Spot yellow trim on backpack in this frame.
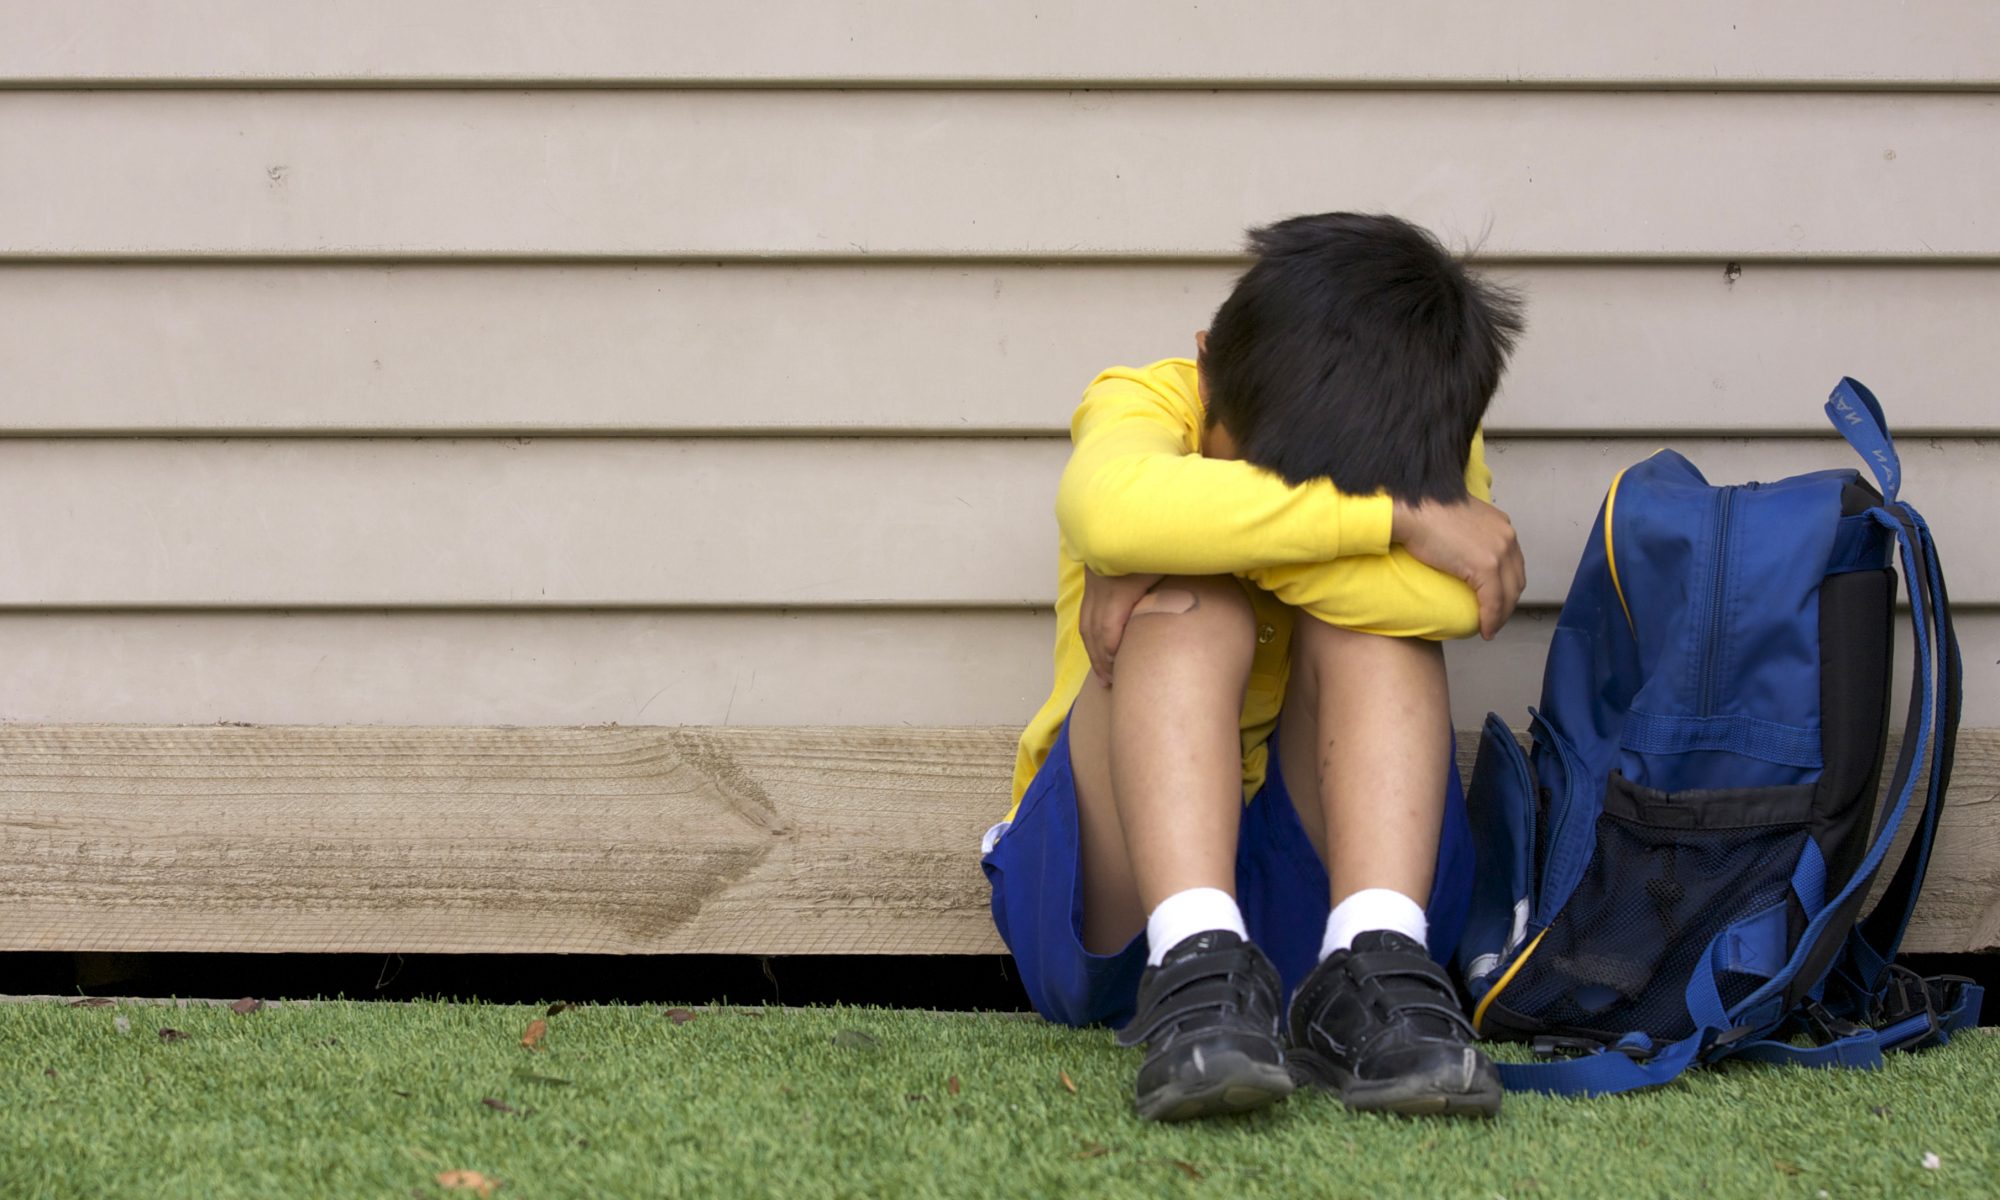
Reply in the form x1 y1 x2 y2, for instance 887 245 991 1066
1603 466 1637 635
1471 928 1549 1036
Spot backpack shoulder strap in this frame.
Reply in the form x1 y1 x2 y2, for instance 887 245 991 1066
1848 503 1960 978
1495 1029 1708 1097
1819 381 1965 1016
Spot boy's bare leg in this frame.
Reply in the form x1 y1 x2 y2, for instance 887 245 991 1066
1068 573 1293 1122
1066 574 1257 954
1274 615 1498 1117
1276 616 1450 907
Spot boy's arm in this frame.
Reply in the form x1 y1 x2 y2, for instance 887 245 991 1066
1243 431 1522 640
1054 371 1393 577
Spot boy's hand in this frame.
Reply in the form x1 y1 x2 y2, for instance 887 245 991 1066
1080 566 1165 684
1391 497 1526 640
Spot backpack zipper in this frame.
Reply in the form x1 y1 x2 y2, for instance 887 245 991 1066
1698 485 1736 716
1526 707 1583 925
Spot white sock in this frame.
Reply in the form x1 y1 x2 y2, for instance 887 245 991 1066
1320 888 1428 961
1144 887 1248 966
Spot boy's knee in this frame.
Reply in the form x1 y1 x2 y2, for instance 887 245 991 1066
1293 613 1369 657
1119 576 1259 672
1130 575 1255 632
1291 616 1442 687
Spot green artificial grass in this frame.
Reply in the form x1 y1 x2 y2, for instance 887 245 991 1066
1 999 1995 1200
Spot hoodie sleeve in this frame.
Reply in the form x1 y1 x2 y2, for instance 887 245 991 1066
1241 429 1494 640
1053 368 1393 577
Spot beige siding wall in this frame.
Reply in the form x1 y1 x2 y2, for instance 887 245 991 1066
2 5 1996 730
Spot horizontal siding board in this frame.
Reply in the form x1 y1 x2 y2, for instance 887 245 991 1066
5 1 1998 87
0 436 1990 607
0 607 1994 729
4 263 1997 436
2 724 1992 955
0 610 1056 729
4 92 1998 259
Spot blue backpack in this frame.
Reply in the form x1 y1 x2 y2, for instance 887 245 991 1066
1457 379 1981 1096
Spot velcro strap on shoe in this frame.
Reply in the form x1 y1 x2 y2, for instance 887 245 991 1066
1114 946 1281 1049
1343 949 1455 991
1346 960 1477 1040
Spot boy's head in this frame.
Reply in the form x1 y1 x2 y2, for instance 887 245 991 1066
1197 212 1524 503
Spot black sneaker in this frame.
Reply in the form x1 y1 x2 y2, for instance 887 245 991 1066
1113 930 1295 1121
1285 929 1502 1117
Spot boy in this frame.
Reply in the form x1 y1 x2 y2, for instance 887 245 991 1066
979 213 1526 1121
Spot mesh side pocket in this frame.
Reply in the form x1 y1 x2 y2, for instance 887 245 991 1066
1500 773 1812 1041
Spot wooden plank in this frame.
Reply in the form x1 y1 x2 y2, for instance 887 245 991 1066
5 263 1996 436
0 436 1991 607
5 92 1999 259
0 724 1991 956
5 1 1996 88
1 606 1996 730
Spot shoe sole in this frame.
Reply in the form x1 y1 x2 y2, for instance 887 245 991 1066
1287 1047 1503 1119
1135 1049 1296 1123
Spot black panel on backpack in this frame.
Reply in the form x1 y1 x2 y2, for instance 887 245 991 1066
1811 565 1895 896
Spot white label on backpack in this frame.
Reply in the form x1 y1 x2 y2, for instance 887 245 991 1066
1509 896 1531 952
1467 899 1534 987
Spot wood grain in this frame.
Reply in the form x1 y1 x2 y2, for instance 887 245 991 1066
1 725 1991 957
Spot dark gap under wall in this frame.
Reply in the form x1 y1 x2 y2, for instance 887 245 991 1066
8 952 1036 1012
4 951 1995 1025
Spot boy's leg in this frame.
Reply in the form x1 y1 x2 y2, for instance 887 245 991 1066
1066 574 1255 953
1275 618 1448 915
1065 574 1293 1120
1273 616 1501 1117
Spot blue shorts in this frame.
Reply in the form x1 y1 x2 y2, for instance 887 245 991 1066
979 706 1473 1029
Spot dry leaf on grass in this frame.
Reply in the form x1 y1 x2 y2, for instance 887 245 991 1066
520 1019 547 1050
68 997 114 1008
947 1075 961 1096
42 1068 56 1079
229 997 264 1015
1059 1070 1077 1094
905 1093 926 1102
664 1008 699 1026
1774 1161 1802 1176
1074 1142 1110 1160
435 1168 500 1196
1170 1161 1205 1182
545 1001 573 1016
157 1028 189 1043
392 1090 413 1098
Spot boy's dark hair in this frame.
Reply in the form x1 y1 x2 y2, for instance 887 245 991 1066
1201 212 1525 503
